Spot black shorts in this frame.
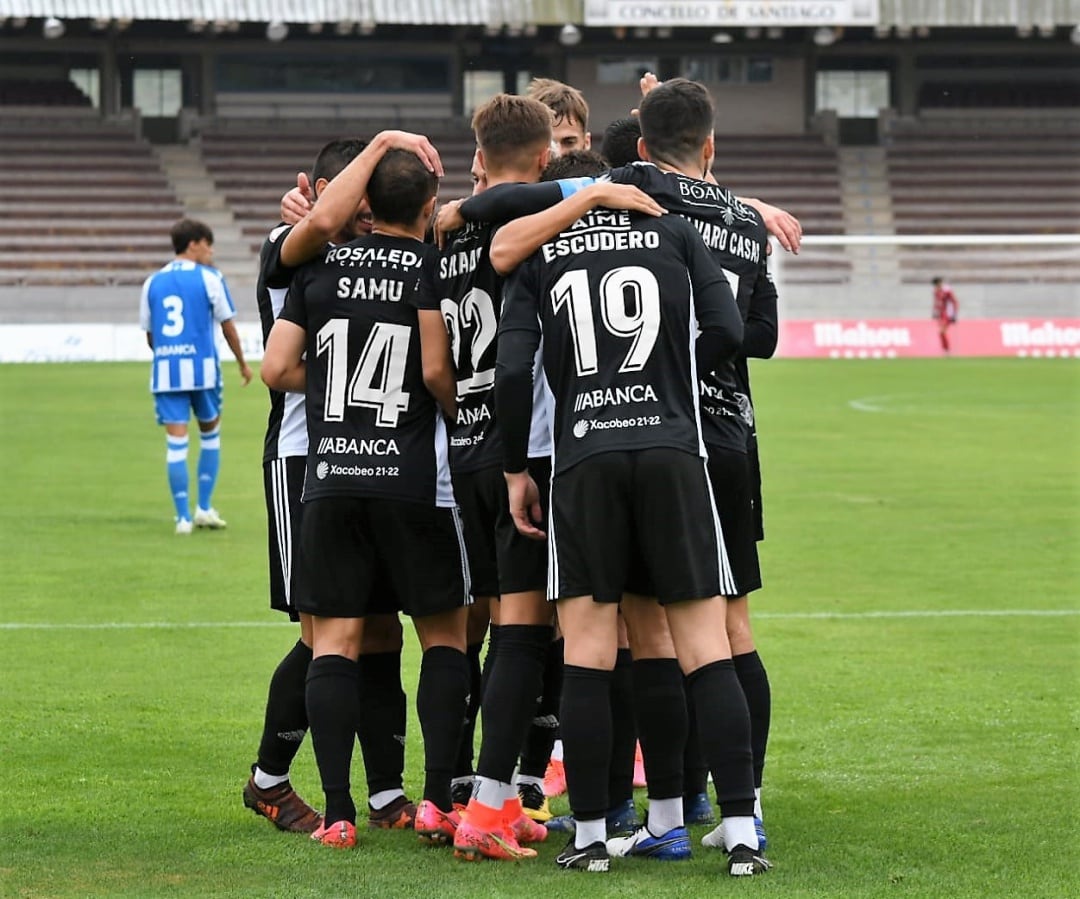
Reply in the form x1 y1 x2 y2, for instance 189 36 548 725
706 446 762 597
264 456 307 621
296 495 471 619
549 449 737 604
748 440 765 542
452 458 550 597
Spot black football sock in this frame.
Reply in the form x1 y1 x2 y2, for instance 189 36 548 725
417 645 471 812
733 650 772 789
682 673 709 798
256 639 312 777
518 636 564 779
306 654 360 826
632 658 687 800
453 640 484 780
480 623 500 701
685 659 755 819
560 664 613 821
475 624 551 784
355 650 406 796
608 648 637 806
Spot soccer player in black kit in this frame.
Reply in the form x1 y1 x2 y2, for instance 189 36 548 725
245 138 423 835
431 94 556 862
485 79 779 858
263 137 474 850
495 177 767 876
434 95 668 863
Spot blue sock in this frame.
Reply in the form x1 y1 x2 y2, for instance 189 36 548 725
197 425 221 511
166 435 190 521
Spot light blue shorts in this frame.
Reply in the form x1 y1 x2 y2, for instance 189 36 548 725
154 387 223 426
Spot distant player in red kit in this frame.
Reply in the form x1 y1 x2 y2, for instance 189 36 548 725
931 277 958 353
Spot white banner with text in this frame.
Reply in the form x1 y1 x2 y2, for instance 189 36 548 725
584 0 880 27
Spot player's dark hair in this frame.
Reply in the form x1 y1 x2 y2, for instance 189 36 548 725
366 149 438 226
311 138 367 188
601 116 643 167
931 276 943 285
472 94 553 175
541 149 608 182
170 218 213 255
638 78 714 168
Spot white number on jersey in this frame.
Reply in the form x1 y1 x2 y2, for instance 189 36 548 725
550 266 661 377
161 295 184 337
316 319 412 427
442 287 497 397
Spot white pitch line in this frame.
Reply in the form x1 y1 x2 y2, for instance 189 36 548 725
848 395 891 413
1 609 1077 630
754 609 1079 620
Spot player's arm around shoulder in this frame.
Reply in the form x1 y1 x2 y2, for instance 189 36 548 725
733 196 802 255
489 181 663 275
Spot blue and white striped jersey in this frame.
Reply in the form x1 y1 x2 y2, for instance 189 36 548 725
139 260 236 393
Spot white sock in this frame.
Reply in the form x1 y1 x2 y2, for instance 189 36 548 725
646 797 683 836
474 775 513 810
754 787 763 820
701 822 725 848
724 815 759 852
515 773 544 789
253 767 290 790
368 788 404 810
551 739 564 762
576 818 606 849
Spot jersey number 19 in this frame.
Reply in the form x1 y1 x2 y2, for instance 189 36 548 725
551 266 660 377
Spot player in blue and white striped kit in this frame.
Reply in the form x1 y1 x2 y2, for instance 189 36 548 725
140 218 252 533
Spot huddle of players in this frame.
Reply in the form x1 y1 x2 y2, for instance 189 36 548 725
251 75 782 877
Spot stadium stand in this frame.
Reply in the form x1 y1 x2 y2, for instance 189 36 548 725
194 120 476 255
0 109 183 287
711 134 850 285
884 123 1080 283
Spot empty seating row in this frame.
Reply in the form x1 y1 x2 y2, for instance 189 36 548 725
886 129 1079 239
0 116 181 287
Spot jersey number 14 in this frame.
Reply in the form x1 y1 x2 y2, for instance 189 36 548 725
316 319 411 427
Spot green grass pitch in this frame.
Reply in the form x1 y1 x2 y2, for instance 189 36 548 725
0 358 1076 897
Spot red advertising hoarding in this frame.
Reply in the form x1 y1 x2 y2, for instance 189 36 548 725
777 319 1080 358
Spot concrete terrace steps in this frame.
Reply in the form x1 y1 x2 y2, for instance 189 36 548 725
155 144 255 286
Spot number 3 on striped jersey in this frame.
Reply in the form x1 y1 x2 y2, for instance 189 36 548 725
316 319 411 427
550 266 660 376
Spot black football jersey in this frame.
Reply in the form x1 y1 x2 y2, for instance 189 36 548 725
610 163 776 452
500 209 741 475
257 224 308 464
279 233 453 506
419 218 550 474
